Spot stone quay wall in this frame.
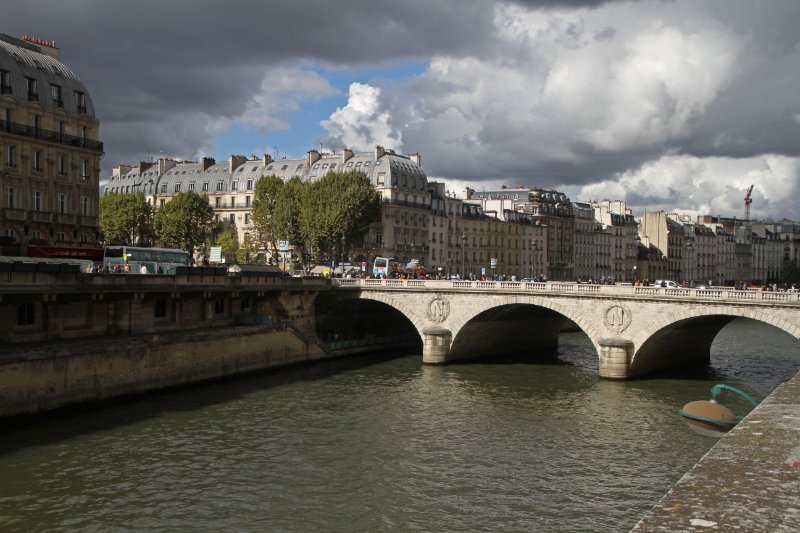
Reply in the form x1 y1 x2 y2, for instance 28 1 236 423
0 326 329 419
0 267 333 419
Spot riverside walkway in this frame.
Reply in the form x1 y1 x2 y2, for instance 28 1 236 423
632 370 800 532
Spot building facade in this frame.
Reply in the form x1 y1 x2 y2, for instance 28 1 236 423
0 34 103 259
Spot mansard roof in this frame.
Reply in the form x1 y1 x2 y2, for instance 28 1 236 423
105 147 428 196
0 34 96 117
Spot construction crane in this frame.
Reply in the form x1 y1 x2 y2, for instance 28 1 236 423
744 185 753 222
743 185 754 245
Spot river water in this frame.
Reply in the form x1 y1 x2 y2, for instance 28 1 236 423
0 319 797 532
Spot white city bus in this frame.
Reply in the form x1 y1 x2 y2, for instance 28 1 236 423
103 246 191 274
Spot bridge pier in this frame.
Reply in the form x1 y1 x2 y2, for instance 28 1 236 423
422 326 452 365
598 337 634 379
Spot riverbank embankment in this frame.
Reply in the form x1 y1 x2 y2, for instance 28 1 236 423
0 326 329 419
632 371 800 532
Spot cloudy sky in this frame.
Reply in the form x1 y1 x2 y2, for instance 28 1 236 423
4 0 799 220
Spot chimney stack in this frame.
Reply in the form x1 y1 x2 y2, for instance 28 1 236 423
307 149 321 167
20 34 59 60
342 147 354 165
201 157 215 171
229 154 246 173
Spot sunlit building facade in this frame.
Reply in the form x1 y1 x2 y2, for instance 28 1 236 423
0 34 103 259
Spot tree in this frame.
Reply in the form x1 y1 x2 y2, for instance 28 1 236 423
300 170 381 262
236 233 259 264
782 260 800 287
215 231 239 264
251 174 284 260
274 176 305 266
99 193 153 246
153 191 214 254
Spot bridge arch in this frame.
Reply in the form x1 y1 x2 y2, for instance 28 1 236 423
630 307 800 377
356 291 602 364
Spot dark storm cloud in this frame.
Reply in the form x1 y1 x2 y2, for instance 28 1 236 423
3 0 510 169
3 0 799 219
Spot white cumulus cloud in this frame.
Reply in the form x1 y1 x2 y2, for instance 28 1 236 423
321 83 398 151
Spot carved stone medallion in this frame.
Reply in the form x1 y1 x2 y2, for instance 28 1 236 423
603 304 631 334
427 295 450 323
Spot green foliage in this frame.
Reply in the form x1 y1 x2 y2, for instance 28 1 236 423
153 191 214 253
782 260 800 286
274 176 304 245
251 174 284 256
250 170 380 266
215 231 239 264
99 193 153 246
307 170 381 259
236 233 259 264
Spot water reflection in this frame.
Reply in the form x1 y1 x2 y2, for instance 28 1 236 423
0 319 796 532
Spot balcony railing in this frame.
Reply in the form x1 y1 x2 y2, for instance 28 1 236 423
1 207 28 221
0 119 103 153
57 213 77 224
32 211 53 223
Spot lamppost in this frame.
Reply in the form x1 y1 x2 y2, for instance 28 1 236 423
530 239 536 279
461 232 467 279
331 243 336 278
341 235 346 277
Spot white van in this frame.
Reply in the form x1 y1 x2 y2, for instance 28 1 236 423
654 280 680 288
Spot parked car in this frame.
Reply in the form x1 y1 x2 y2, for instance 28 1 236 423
653 280 680 288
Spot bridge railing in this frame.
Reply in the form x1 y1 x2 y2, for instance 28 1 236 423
333 278 800 304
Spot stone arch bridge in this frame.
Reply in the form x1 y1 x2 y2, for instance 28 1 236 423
331 279 800 379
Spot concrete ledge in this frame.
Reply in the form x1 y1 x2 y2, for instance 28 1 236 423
632 372 800 532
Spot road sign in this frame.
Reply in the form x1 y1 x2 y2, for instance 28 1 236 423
209 246 222 262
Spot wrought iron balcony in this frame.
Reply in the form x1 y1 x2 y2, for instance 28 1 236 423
0 119 103 153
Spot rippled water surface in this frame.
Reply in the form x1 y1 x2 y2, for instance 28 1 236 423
0 319 797 532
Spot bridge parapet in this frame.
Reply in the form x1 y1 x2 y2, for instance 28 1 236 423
337 279 800 305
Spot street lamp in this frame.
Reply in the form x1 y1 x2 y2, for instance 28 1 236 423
461 232 467 280
530 239 536 279
331 244 336 277
341 235 346 277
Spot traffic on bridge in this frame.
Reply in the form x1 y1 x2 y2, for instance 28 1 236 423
332 278 800 304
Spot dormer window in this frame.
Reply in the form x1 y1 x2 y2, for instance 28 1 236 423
75 91 86 114
26 78 38 101
0 70 10 94
51 84 63 107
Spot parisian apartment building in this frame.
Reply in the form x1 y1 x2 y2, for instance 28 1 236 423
0 33 103 260
105 145 798 283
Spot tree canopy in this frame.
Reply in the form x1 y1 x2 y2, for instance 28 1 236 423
251 174 284 258
99 192 153 246
153 191 214 253
253 170 380 267
298 170 381 262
